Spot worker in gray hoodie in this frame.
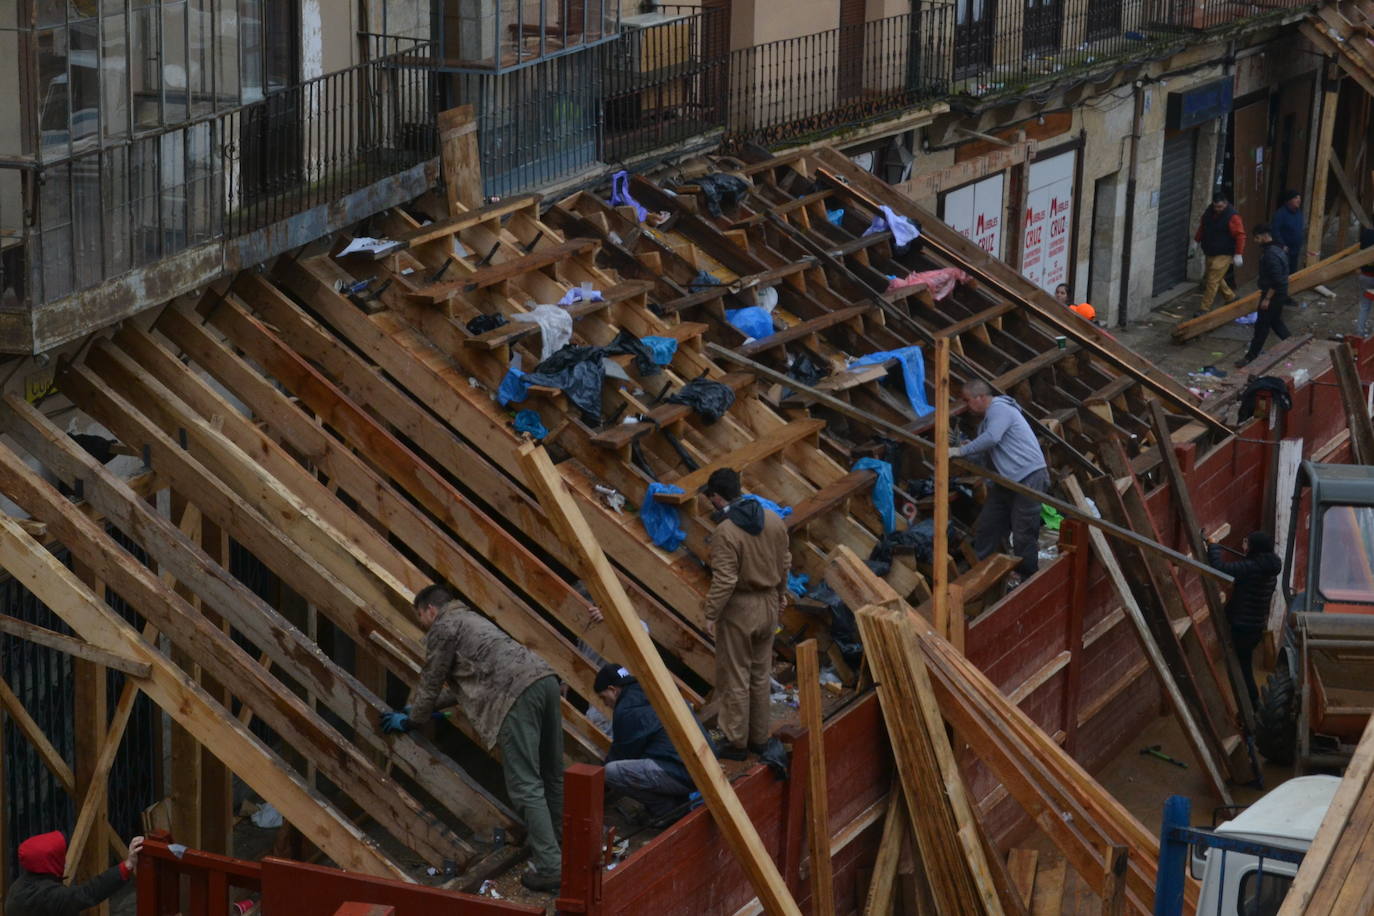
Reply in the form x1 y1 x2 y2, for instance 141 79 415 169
951 379 1049 581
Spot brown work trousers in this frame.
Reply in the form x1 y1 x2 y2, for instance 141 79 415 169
715 590 778 749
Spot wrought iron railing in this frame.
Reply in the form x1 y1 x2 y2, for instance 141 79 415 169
0 39 436 310
725 9 954 148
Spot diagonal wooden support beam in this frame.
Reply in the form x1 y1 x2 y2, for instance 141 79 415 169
517 441 803 916
0 614 149 678
0 510 408 880
0 392 518 840
1332 343 1374 465
0 436 472 869
65 675 143 876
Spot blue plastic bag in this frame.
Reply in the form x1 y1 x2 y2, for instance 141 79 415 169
849 347 934 417
640 483 686 551
787 572 810 597
725 307 774 341
641 335 678 366
497 364 529 407
853 457 896 534
742 493 792 519
513 409 548 440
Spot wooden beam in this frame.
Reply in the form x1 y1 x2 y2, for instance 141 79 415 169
1172 244 1370 341
0 614 150 677
933 338 951 641
66 680 142 880
0 436 473 869
655 419 826 504
1332 343 1374 465
0 510 408 880
1306 79 1340 265
796 640 834 916
516 442 803 916
1329 149 1373 229
0 393 518 840
1062 476 1232 805
438 105 482 216
707 344 1231 585
861 793 906 916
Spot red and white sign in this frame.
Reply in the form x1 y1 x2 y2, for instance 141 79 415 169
942 173 1005 259
1020 150 1076 292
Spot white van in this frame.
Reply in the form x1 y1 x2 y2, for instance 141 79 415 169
1193 776 1339 915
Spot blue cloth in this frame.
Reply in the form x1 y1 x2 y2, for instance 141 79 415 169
641 483 686 551
498 364 529 407
610 170 647 222
1271 204 1305 257
826 208 845 226
641 336 678 366
849 347 934 417
853 458 896 534
690 269 723 291
742 493 792 519
787 572 810 597
726 307 774 341
379 710 411 734
513 409 548 440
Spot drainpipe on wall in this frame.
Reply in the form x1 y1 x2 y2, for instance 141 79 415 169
1117 80 1144 328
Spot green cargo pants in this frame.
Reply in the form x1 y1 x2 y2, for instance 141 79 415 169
498 675 564 877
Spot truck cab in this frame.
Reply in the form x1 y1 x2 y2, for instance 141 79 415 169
1193 776 1338 915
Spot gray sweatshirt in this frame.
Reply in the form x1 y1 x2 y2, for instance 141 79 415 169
954 395 1047 482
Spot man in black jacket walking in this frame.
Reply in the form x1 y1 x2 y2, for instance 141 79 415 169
1237 224 1292 368
1206 530 1282 707
594 664 712 821
5 830 143 916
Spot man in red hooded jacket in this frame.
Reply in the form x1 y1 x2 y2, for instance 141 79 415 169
5 830 143 916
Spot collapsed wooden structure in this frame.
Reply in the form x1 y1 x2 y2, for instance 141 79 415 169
0 144 1371 913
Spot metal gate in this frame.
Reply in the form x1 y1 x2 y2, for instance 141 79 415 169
1152 129 1196 295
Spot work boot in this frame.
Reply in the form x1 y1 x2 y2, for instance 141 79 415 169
1234 356 1253 369
718 744 748 761
521 870 561 893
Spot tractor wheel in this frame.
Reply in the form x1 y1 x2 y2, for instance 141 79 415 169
1256 665 1298 766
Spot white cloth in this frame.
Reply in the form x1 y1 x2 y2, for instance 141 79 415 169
511 305 573 361
862 205 921 247
558 287 604 306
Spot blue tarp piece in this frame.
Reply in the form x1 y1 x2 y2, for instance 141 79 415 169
641 336 678 366
826 208 845 226
849 346 935 417
742 493 792 519
787 572 810 597
641 483 686 551
725 307 774 341
853 457 896 534
610 170 647 222
689 269 723 291
513 409 547 440
497 363 529 407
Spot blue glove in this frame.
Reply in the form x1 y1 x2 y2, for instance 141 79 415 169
379 709 411 734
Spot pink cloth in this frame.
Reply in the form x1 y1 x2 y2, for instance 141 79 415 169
886 267 971 302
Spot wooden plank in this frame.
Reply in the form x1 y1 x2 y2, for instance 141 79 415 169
654 418 826 503
786 469 875 532
66 679 142 880
1100 845 1127 916
589 372 755 449
934 338 951 641
392 194 541 249
0 392 519 838
1329 149 1373 229
1062 476 1233 806
0 511 407 879
1305 80 1340 266
1029 859 1068 916
463 280 655 349
438 105 482 216
515 442 803 916
934 303 1017 340
1172 244 1370 341
861 793 906 916
410 238 600 301
707 344 1232 585
1148 399 1256 734
0 614 149 677
1332 343 1374 465
1006 849 1039 910
740 305 870 356
1266 438 1304 642
796 640 834 916
0 438 473 869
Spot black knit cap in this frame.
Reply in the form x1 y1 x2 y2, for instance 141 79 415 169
700 467 741 500
594 664 632 693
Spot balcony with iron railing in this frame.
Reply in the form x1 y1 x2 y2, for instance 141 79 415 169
0 37 437 353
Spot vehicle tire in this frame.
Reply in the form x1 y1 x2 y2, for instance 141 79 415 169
1256 665 1297 766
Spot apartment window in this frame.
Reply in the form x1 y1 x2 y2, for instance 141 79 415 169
1023 0 1061 57
438 0 617 71
953 0 995 76
1085 0 1122 40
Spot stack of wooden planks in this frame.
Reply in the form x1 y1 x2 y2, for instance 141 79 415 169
826 545 1198 916
1277 716 1374 914
854 601 1010 915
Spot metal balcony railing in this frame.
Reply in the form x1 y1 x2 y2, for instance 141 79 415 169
0 39 436 310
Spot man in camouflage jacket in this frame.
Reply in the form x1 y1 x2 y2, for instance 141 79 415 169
383 583 564 892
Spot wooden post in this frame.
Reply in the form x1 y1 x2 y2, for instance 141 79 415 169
861 793 905 916
438 106 482 217
516 443 803 916
1061 519 1089 754
1305 73 1339 266
71 562 109 915
1333 343 1374 465
1099 845 1128 916
198 513 233 856
796 640 834 916
933 338 951 643
555 764 605 915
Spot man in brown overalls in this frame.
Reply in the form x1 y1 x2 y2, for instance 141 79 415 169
701 468 791 760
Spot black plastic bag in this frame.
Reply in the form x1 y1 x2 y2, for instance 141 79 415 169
666 377 736 424
695 174 751 217
466 313 507 335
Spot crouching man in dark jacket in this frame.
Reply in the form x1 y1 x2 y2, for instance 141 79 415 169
595 664 713 823
6 830 143 916
1206 530 1282 707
